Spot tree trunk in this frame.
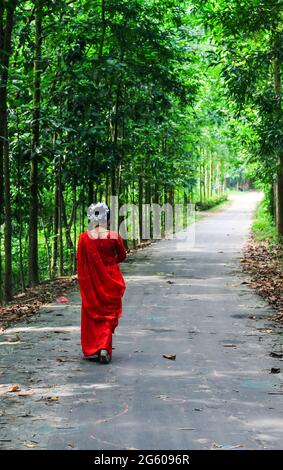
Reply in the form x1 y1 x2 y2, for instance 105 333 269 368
18 210 25 291
1 1 17 300
51 158 59 278
274 33 283 236
138 172 143 242
88 175 94 206
88 144 96 206
61 191 74 250
210 152 213 197
0 5 5 219
28 0 43 286
40 214 51 279
99 0 106 57
59 155 64 276
0 225 2 304
73 187 77 274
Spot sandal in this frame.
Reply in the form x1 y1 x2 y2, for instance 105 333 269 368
99 349 111 364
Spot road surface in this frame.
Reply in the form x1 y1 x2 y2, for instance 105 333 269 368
0 192 282 450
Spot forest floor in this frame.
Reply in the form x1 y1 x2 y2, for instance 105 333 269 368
242 239 283 324
1 191 283 450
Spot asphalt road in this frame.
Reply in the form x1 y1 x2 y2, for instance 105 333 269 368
1 192 282 450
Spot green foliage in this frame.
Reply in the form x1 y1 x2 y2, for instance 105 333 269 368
195 194 228 211
252 197 277 243
0 0 256 297
194 0 283 198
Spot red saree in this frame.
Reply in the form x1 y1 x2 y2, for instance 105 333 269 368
77 230 126 358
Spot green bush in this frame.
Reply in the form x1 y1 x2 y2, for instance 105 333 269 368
195 194 228 211
252 198 277 243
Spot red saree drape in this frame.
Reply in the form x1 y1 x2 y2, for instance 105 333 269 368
77 230 126 357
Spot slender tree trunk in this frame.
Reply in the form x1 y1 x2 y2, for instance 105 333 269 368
131 179 136 248
81 186 85 233
0 225 2 304
28 0 43 286
88 144 96 206
88 175 94 206
51 158 59 278
274 33 283 236
210 152 213 197
99 0 106 57
1 1 17 300
59 155 63 276
18 220 25 291
203 162 207 200
111 168 116 197
0 5 5 219
110 56 123 198
73 186 77 274
105 173 109 204
40 213 51 279
61 191 74 250
138 172 143 242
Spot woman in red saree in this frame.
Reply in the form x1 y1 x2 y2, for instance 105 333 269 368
77 202 126 364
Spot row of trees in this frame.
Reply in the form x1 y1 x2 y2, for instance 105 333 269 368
195 0 283 232
2 0 279 303
0 0 232 302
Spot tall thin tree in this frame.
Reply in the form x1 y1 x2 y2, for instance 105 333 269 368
28 0 43 286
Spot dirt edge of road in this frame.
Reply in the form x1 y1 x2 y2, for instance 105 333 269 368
242 236 283 323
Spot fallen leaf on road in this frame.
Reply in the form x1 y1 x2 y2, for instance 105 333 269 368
188 327 200 334
18 391 34 397
8 385 21 392
270 367 280 374
47 396 59 401
24 441 38 448
56 296 69 303
7 335 21 343
162 354 176 360
177 428 195 431
56 357 66 363
212 443 245 450
270 352 283 358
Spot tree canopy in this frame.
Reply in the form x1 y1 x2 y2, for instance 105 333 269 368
0 0 281 301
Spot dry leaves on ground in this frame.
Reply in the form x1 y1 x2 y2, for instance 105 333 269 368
242 238 283 322
0 276 77 329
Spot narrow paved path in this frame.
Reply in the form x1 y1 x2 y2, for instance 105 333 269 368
1 192 283 450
